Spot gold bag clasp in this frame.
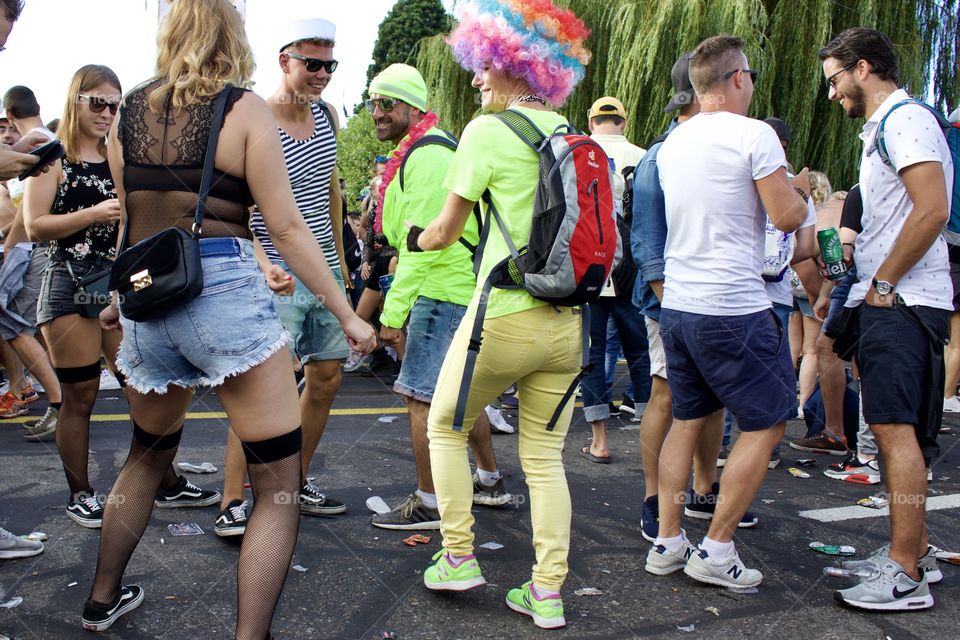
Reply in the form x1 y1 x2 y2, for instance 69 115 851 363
131 270 153 291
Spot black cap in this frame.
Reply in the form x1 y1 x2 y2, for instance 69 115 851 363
664 52 694 113
764 117 792 143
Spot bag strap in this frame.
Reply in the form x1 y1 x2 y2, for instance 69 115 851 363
545 305 591 431
876 98 950 166
398 133 458 191
451 276 495 432
193 85 234 238
64 259 81 286
492 109 546 152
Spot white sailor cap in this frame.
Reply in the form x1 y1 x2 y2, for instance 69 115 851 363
277 18 336 52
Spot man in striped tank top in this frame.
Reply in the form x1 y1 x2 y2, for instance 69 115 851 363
216 19 349 535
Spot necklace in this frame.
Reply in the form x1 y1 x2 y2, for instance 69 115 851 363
511 94 546 107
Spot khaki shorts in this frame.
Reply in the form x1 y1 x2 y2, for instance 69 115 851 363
645 316 667 379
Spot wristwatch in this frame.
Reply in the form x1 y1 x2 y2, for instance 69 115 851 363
872 278 896 296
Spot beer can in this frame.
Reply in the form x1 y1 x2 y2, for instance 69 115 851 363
817 228 848 280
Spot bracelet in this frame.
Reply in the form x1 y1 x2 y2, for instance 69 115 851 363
794 187 810 203
841 242 854 247
406 226 425 253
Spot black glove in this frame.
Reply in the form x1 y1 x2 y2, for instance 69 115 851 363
406 225 425 252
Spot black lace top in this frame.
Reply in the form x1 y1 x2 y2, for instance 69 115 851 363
50 160 118 262
118 79 254 245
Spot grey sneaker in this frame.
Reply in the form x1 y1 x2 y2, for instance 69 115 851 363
23 405 58 441
371 494 441 530
0 526 43 559
645 532 695 576
299 481 346 516
684 545 763 588
472 473 513 507
834 557 933 611
824 454 881 484
841 544 943 585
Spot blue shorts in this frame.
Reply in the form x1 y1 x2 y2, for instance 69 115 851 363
660 308 797 431
116 238 289 394
37 253 114 325
394 297 466 402
274 261 349 364
822 269 857 334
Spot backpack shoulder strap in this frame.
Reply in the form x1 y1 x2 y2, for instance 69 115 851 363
398 133 457 191
493 109 546 152
648 131 670 148
316 100 337 138
876 99 949 166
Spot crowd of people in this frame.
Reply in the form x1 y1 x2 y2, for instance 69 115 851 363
0 0 956 635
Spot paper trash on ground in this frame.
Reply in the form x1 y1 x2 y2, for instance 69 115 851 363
479 542 504 550
177 462 217 474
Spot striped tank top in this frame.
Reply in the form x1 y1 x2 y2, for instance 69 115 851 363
250 102 338 267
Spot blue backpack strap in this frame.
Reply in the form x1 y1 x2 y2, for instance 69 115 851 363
876 99 950 166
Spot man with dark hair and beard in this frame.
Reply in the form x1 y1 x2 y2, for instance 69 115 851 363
366 63 512 530
819 27 953 611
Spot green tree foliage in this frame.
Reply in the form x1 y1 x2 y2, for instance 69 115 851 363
417 0 960 189
338 112 392 205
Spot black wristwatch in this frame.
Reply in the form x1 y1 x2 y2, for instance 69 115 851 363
872 278 895 296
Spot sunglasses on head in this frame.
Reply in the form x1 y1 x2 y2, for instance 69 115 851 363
364 97 400 114
724 68 758 84
79 94 119 115
285 52 338 74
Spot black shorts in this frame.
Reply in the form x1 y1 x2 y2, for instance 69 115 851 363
364 253 394 292
857 302 949 460
950 261 960 312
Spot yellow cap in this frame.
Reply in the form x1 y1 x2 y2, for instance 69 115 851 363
588 96 626 120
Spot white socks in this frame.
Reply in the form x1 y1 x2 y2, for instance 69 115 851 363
476 468 501 486
700 536 734 561
416 489 438 509
656 533 685 552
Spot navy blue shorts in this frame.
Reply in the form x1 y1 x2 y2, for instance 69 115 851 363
660 308 797 431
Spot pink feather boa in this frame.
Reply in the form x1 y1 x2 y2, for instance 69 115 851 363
374 111 439 234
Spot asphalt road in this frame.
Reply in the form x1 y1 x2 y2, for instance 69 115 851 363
1 369 958 639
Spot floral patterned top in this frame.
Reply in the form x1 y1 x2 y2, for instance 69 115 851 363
50 160 118 262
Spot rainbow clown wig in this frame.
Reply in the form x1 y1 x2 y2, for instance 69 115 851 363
447 0 591 107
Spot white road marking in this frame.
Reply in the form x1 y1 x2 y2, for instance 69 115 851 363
799 494 960 522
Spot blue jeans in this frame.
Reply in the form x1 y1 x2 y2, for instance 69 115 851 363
604 317 634 401
394 297 467 402
582 298 650 422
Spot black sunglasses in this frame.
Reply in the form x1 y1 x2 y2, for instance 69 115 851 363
364 97 400 114
826 62 857 89
79 94 119 115
285 52 338 74
724 68 758 83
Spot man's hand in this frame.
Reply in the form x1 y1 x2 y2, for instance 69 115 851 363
380 325 403 347
264 264 295 295
0 147 38 181
12 131 52 153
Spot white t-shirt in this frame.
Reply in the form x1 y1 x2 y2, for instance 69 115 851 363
658 111 787 315
847 88 955 310
591 134 646 176
765 197 816 306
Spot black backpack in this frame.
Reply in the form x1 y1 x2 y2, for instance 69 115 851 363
610 165 638 300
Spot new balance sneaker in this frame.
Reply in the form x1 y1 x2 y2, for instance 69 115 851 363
67 494 103 528
472 473 513 507
684 545 763 588
371 494 441 530
214 500 248 537
716 444 730 468
20 386 40 404
23 405 58 441
824 453 881 484
640 495 659 543
834 557 933 611
501 394 519 411
485 404 515 434
505 581 565 629
154 475 221 509
683 483 758 528
841 544 943 585
645 532 695 576
0 526 44 559
0 392 28 419
423 549 486 591
299 480 347 516
789 430 848 456
81 585 144 632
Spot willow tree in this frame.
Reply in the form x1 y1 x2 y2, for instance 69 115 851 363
417 0 960 188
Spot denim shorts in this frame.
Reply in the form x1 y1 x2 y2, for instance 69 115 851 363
394 297 467 402
36 253 114 325
116 238 289 394
660 307 797 431
274 261 349 364
0 245 44 340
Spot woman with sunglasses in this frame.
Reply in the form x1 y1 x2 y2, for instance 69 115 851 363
81 1 375 636
23 64 125 529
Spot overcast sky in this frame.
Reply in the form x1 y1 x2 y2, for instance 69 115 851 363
0 0 455 125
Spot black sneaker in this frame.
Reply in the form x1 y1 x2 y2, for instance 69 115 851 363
154 475 221 509
683 482 758 528
619 396 636 416
214 499 248 537
640 495 659 543
472 473 513 507
82 585 144 631
299 481 347 516
716 444 730 468
67 494 103 528
608 402 621 417
371 494 441 530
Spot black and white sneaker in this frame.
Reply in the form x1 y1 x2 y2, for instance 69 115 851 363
81 584 144 632
472 473 513 507
214 499 248 537
683 482 758 528
299 481 347 516
67 494 104 528
619 396 636 416
154 475 221 509
371 494 441 530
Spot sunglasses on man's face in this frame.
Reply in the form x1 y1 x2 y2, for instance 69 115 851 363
364 97 400 114
285 52 338 74
79 94 119 115
724 68 758 84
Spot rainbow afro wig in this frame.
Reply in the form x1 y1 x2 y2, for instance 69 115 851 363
447 0 591 106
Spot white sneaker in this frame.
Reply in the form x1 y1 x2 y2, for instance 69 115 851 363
99 369 121 390
943 396 960 413
684 544 763 588
834 557 933 611
485 405 514 434
645 532 695 576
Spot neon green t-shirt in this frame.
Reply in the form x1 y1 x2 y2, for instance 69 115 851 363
443 107 569 319
380 127 479 329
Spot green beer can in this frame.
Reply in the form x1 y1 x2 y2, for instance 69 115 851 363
817 228 848 280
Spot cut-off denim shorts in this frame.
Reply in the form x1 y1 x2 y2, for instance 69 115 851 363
116 237 289 394
394 296 467 402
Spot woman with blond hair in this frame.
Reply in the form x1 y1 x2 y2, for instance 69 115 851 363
23 65 128 529
80 1 375 635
